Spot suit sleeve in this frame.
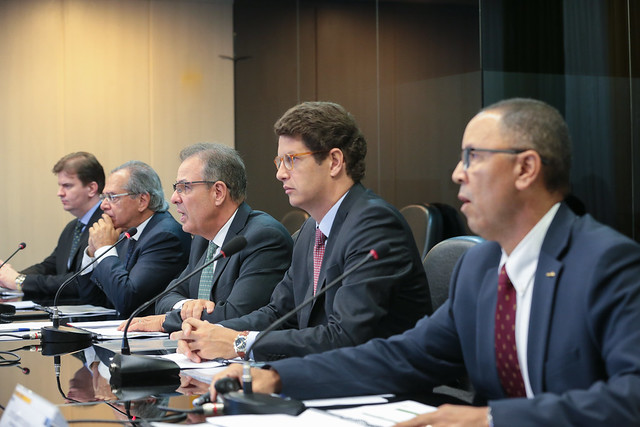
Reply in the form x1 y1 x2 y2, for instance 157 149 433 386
488 241 640 426
225 202 430 360
20 250 74 295
199 224 292 323
20 221 79 296
83 227 190 317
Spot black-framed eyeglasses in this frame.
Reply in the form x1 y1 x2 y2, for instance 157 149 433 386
274 150 329 171
461 147 529 170
99 192 137 203
172 180 217 194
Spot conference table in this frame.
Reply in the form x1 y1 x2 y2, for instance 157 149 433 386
1 295 469 426
0 294 206 425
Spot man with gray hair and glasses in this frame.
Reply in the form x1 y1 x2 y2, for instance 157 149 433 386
77 160 192 317
122 143 293 333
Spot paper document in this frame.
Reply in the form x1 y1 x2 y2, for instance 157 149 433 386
328 400 436 426
69 319 167 339
205 408 360 426
304 394 394 408
1 301 37 310
38 304 117 317
0 287 23 298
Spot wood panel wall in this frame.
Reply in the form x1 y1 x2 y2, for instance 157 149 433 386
0 0 234 268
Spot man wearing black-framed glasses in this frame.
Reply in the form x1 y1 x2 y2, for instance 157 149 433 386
213 98 640 427
122 143 292 334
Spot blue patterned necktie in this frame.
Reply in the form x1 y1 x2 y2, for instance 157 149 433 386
68 220 84 268
197 241 219 300
124 238 137 270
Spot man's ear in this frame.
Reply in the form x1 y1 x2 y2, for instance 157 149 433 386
514 150 542 191
328 148 345 178
87 181 99 198
137 192 150 212
212 181 228 206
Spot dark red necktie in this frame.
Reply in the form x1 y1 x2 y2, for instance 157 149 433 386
313 228 326 295
494 265 527 397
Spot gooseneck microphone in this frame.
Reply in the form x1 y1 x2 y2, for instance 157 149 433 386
108 236 248 390
119 235 248 355
0 242 27 315
0 242 27 271
216 243 390 416
40 227 137 344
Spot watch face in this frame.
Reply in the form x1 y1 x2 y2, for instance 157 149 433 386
234 335 246 351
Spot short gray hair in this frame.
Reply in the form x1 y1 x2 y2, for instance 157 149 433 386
112 161 169 212
179 143 247 203
482 98 572 196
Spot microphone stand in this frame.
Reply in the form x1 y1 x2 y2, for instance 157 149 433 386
40 228 137 344
0 242 27 270
219 245 389 416
109 236 248 387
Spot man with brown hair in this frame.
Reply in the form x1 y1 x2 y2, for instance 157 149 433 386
172 102 431 362
0 152 105 295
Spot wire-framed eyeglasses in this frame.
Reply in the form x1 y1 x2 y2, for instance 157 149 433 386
172 181 218 194
99 192 137 203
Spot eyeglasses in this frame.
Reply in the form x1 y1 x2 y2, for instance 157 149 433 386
461 147 529 170
99 192 136 203
274 151 329 171
172 180 217 194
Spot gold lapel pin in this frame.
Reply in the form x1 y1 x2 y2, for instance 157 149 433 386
545 271 556 277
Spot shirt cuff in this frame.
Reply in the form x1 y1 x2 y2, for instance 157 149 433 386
172 299 193 310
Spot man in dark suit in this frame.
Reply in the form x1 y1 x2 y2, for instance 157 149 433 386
76 161 192 317
212 99 640 426
122 143 293 332
0 152 104 296
171 102 431 362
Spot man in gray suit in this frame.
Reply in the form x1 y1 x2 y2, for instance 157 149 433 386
124 143 292 333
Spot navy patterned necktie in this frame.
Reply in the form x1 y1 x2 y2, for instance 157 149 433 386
124 238 137 270
68 220 84 268
197 241 219 300
494 265 527 397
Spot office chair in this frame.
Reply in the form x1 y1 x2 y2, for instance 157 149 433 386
279 209 310 236
423 235 484 312
399 204 443 260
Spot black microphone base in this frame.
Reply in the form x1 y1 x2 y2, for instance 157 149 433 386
109 353 181 389
221 391 305 416
40 325 94 344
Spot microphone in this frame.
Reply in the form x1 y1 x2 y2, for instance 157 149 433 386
217 243 390 416
108 236 247 388
40 227 137 344
0 242 27 270
119 235 248 355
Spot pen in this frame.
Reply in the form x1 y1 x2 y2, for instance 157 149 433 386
4 328 30 333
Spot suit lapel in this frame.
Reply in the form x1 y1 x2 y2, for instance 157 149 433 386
301 184 366 323
476 262 505 396
526 204 573 394
208 203 251 294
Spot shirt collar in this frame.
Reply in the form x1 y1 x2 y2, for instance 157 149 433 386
129 214 154 240
317 191 349 238
212 208 239 249
78 200 102 226
500 202 561 293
